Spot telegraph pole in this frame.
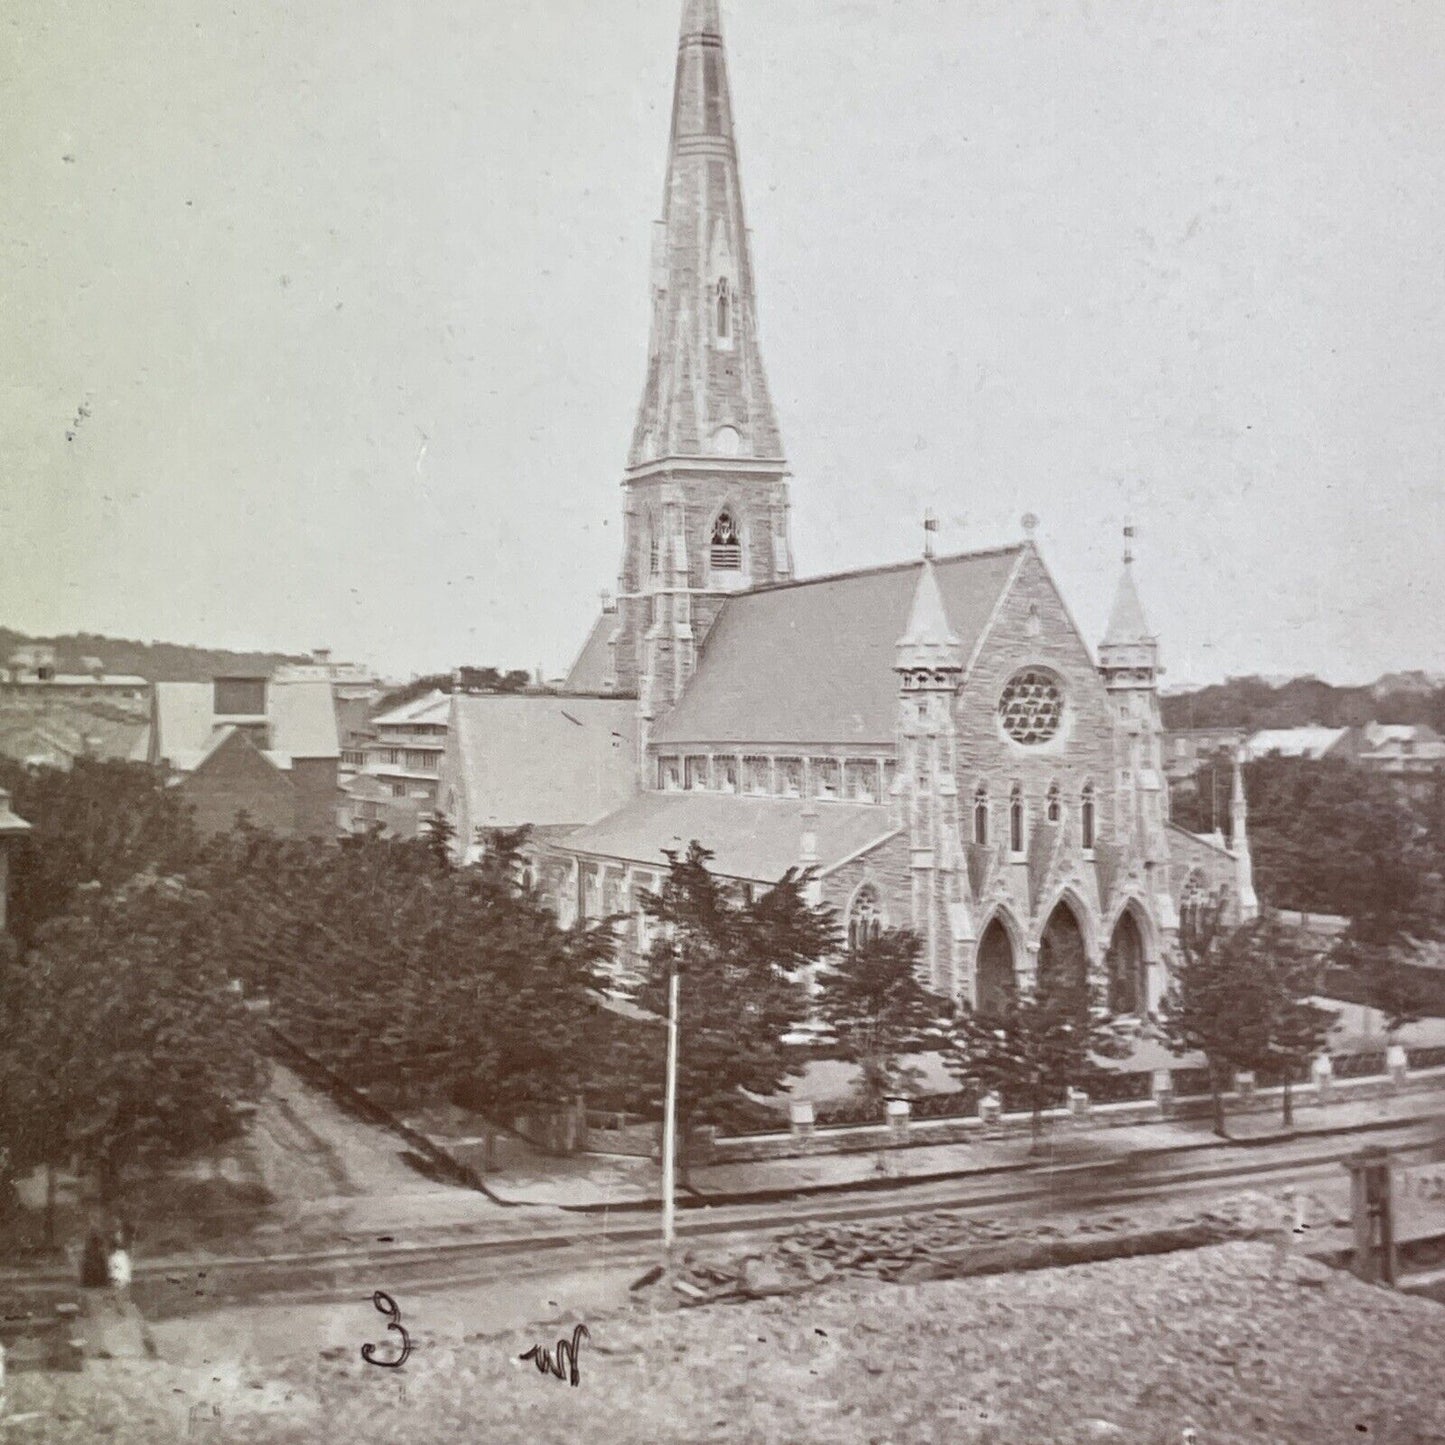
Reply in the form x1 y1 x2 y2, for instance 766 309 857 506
661 962 680 1260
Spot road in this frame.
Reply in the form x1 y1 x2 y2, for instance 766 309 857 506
130 1109 1445 1373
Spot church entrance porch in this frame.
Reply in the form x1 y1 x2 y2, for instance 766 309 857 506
1036 901 1089 998
1105 908 1147 1018
975 918 1015 1018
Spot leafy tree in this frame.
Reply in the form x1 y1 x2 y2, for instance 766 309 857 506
422 810 456 872
195 822 614 1168
1162 904 1336 1134
944 931 1124 1148
819 928 943 1109
627 843 839 1179
0 873 266 1211
0 758 200 949
945 977 1091 1149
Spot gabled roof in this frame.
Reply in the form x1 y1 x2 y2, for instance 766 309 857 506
448 695 638 831
372 689 450 728
154 680 339 771
651 546 1022 747
562 612 616 694
554 791 899 884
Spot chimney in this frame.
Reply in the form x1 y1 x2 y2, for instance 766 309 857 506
312 648 332 666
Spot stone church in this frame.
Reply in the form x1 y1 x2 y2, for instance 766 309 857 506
456 0 1254 1016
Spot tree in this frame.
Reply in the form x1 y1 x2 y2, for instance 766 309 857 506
945 976 1091 1149
194 820 615 1168
0 873 266 1209
627 843 839 1178
1162 904 1336 1134
0 758 200 949
818 928 943 1109
944 930 1124 1148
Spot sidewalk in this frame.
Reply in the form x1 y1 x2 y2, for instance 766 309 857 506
482 1086 1445 1210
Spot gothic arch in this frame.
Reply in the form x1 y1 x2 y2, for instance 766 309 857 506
1104 901 1152 1016
845 879 887 951
1036 892 1094 996
708 502 747 575
1105 893 1161 963
1035 885 1099 963
974 904 1025 1016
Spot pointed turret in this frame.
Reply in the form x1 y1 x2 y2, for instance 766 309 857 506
896 554 963 677
894 532 967 998
1098 526 1161 688
629 0 784 467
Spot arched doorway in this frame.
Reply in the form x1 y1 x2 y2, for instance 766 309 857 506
1037 901 1089 998
975 918 1016 1018
1105 908 1146 1016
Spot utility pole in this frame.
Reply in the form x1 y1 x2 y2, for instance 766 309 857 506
661 962 680 1261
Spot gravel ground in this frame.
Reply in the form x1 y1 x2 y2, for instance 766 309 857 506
7 1241 1445 1444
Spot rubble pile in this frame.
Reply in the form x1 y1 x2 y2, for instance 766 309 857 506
650 1188 1331 1307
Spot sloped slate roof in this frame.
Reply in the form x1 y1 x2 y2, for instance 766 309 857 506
554 791 899 883
450 695 638 830
372 689 450 728
562 612 616 695
652 546 1022 747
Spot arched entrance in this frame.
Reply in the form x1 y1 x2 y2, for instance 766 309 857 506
975 918 1016 1018
1037 901 1089 998
1105 908 1146 1017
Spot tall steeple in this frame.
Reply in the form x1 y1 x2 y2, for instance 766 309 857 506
629 0 784 467
606 1 794 730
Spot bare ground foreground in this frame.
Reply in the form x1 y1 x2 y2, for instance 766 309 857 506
6 1243 1445 1443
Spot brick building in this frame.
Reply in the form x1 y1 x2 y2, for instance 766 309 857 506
512 2 1250 1015
150 677 340 838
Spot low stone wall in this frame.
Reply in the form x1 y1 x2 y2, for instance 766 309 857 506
704 1066 1445 1165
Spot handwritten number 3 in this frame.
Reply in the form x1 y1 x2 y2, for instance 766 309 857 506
361 1290 412 1369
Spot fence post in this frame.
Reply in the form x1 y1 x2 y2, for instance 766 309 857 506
886 1098 911 1143
1151 1069 1173 1116
1234 1070 1256 1102
1386 1043 1408 1089
1311 1054 1334 1104
789 1100 815 1141
1066 1087 1090 1125
1344 1145 1396 1285
978 1091 1002 1127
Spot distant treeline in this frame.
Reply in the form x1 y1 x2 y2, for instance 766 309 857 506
0 628 306 684
1161 674 1445 733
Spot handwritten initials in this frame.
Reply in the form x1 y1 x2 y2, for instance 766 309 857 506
520 1324 590 1386
361 1290 412 1369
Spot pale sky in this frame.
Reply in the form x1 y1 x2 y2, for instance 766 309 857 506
4 0 1442 685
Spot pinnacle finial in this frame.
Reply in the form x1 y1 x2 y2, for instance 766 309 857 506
922 510 938 560
1123 522 1136 565
1021 512 1039 540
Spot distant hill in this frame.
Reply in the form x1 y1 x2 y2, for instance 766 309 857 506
0 628 307 684
1161 674 1445 733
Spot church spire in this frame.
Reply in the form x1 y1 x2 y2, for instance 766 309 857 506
1102 526 1153 649
628 0 784 468
1099 524 1160 685
896 551 963 676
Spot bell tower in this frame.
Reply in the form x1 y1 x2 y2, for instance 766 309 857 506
606 0 794 737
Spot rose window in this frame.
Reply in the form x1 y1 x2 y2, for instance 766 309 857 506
999 669 1063 744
